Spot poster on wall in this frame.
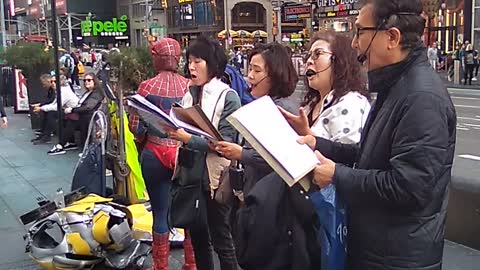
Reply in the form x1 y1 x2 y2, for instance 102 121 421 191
14 69 29 113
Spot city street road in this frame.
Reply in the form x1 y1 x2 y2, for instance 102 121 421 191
445 88 480 250
448 87 480 189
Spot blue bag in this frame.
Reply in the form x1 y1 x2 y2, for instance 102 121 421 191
310 184 347 270
222 64 254 105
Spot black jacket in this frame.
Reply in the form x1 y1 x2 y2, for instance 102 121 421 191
240 97 299 194
315 47 456 269
0 97 6 117
40 88 55 107
72 88 104 120
235 172 321 270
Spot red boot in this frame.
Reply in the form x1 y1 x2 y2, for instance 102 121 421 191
152 232 169 270
182 231 197 270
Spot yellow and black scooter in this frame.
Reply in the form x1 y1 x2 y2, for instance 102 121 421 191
20 77 184 270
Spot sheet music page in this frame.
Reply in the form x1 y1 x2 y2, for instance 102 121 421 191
129 94 171 118
127 100 174 132
170 110 214 140
230 96 319 180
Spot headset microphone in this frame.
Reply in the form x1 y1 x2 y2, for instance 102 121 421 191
251 76 268 88
357 53 368 64
305 61 334 77
357 25 383 64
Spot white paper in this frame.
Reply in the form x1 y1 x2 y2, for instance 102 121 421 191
170 109 213 139
127 95 213 140
230 96 319 181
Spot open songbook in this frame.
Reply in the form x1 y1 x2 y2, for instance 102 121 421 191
227 96 319 187
126 94 223 141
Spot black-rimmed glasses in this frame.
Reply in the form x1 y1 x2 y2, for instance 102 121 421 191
354 26 388 38
304 48 334 62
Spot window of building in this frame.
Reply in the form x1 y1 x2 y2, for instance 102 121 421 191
132 3 144 18
232 3 265 25
119 5 129 16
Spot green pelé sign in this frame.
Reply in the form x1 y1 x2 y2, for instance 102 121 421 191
81 15 129 37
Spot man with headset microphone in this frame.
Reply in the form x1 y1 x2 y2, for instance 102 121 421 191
298 1 456 269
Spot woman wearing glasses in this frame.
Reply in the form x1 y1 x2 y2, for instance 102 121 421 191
281 30 371 143
235 30 370 270
50 73 104 155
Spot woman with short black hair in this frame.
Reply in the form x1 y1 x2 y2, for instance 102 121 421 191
164 35 241 270
215 42 299 195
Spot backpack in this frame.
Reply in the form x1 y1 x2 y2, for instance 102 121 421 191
64 56 72 69
77 62 85 75
222 64 254 105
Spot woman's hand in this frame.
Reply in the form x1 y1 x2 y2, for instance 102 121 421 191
163 125 192 144
64 107 73 114
215 141 243 160
32 106 41 113
278 106 312 136
1 117 7 128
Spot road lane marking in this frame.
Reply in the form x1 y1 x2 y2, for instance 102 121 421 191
457 117 480 121
448 88 480 93
456 127 469 130
451 96 480 100
463 123 480 127
458 154 480 161
454 104 480 109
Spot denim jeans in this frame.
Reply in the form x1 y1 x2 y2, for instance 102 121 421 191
190 192 238 270
141 148 172 234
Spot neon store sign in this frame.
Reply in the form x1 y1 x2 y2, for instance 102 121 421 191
81 15 129 37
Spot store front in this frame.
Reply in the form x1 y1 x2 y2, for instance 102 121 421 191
314 0 360 36
166 0 224 47
79 14 130 48
423 0 467 53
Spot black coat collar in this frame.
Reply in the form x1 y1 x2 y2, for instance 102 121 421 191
368 46 427 95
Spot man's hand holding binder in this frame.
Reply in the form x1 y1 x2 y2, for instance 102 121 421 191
297 135 335 189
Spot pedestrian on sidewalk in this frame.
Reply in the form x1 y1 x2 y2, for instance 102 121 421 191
464 44 475 85
428 42 439 71
298 1 456 269
32 74 79 145
0 96 7 128
128 38 197 270
31 74 56 141
49 73 104 155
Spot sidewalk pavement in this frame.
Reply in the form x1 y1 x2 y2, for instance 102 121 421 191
438 70 480 89
1 107 480 270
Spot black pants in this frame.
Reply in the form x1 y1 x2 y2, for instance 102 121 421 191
60 119 79 146
78 115 91 147
71 69 80 86
40 111 56 138
464 64 475 85
190 192 238 270
475 64 480 77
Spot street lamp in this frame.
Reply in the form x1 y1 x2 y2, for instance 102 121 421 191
0 0 7 48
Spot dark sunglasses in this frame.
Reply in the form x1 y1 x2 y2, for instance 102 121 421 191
304 48 334 62
84 78 93 82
